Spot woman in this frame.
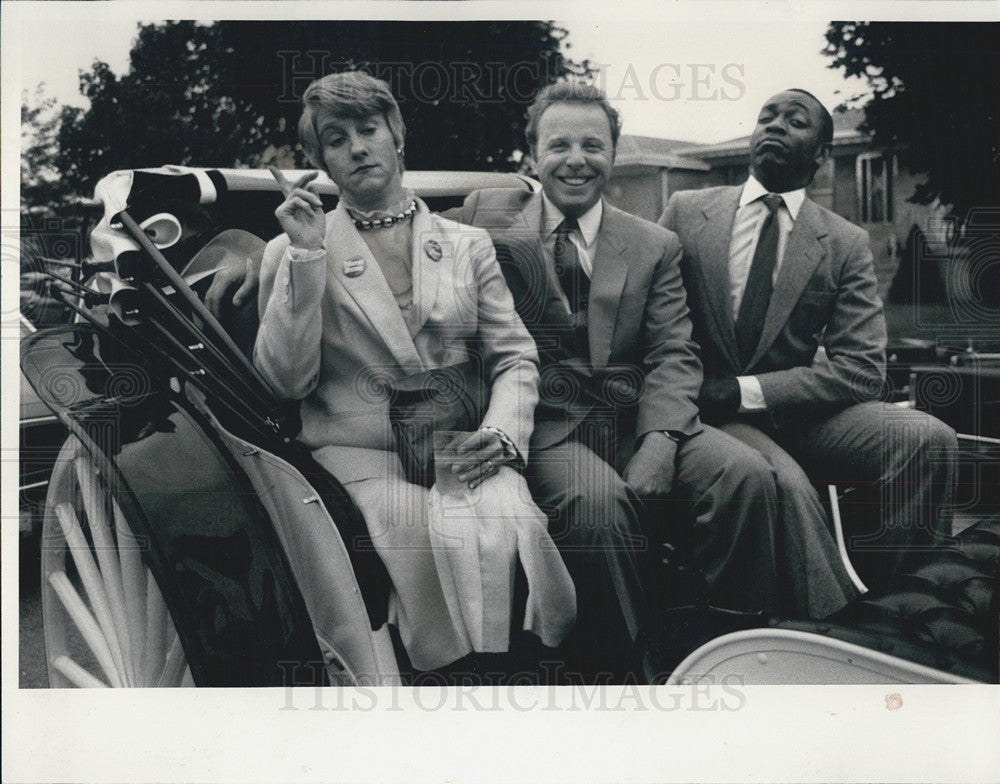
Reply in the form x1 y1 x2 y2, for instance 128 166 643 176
254 72 573 672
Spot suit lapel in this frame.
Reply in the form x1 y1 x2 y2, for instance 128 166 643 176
409 200 441 333
326 204 423 369
747 198 826 368
499 192 573 330
588 203 629 368
694 189 741 370
515 194 561 306
518 190 544 236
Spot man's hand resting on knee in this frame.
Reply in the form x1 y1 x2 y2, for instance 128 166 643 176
624 431 678 497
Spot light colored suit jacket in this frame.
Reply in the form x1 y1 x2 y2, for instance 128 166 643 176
254 198 540 482
660 186 887 422
450 189 702 451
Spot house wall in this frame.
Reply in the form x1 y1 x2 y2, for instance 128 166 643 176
605 172 662 222
828 150 897 298
670 168 728 194
806 158 835 212
718 163 749 187
832 153 859 223
608 167 733 222
835 151 950 300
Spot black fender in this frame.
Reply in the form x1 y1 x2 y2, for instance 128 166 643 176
23 324 326 686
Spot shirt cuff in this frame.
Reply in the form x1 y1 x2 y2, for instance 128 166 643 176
737 376 767 412
287 245 325 262
480 426 523 468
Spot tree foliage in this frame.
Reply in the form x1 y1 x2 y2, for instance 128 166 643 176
21 86 74 217
824 22 1000 221
53 20 590 201
21 86 95 269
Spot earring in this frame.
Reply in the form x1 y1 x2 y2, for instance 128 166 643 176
396 147 404 155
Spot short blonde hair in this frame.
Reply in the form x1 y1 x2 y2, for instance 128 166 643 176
298 71 407 168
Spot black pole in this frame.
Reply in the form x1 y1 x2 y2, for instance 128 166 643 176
116 210 276 395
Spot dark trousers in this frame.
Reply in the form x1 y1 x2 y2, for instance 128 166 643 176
525 420 788 681
720 402 958 592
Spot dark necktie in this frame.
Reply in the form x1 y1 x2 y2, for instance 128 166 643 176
736 193 783 370
554 217 590 314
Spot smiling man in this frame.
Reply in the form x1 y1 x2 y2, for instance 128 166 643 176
451 81 857 680
660 89 958 588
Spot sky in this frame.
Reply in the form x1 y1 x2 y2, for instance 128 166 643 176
565 18 865 142
13 8 866 145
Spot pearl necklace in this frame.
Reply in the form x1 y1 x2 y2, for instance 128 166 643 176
350 199 417 231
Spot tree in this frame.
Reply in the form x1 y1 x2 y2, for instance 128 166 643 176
823 22 1000 222
21 86 74 219
54 21 591 201
21 87 89 324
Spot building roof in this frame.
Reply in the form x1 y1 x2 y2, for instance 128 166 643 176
614 134 710 173
612 109 874 174
677 108 869 163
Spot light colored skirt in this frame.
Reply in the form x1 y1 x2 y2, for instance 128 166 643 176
321 448 576 672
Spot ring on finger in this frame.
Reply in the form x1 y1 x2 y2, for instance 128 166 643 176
484 459 494 474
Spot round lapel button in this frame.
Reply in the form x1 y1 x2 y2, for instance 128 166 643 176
343 256 366 277
423 239 443 262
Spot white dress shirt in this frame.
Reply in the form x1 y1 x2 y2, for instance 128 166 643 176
730 176 806 412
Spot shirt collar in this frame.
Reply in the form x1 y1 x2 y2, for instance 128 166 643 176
740 174 805 221
541 193 603 247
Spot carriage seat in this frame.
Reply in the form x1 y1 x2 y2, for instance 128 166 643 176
787 515 999 681
183 228 267 362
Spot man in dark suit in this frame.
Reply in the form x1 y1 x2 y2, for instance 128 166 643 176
451 82 856 678
660 88 957 588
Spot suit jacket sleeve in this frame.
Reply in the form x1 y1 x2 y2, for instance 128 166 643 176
658 196 678 232
756 227 888 412
635 230 704 438
253 235 326 400
465 229 541 460
440 189 481 226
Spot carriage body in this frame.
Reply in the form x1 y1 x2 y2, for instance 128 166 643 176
20 167 998 688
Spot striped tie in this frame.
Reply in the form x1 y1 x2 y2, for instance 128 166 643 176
554 217 589 313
